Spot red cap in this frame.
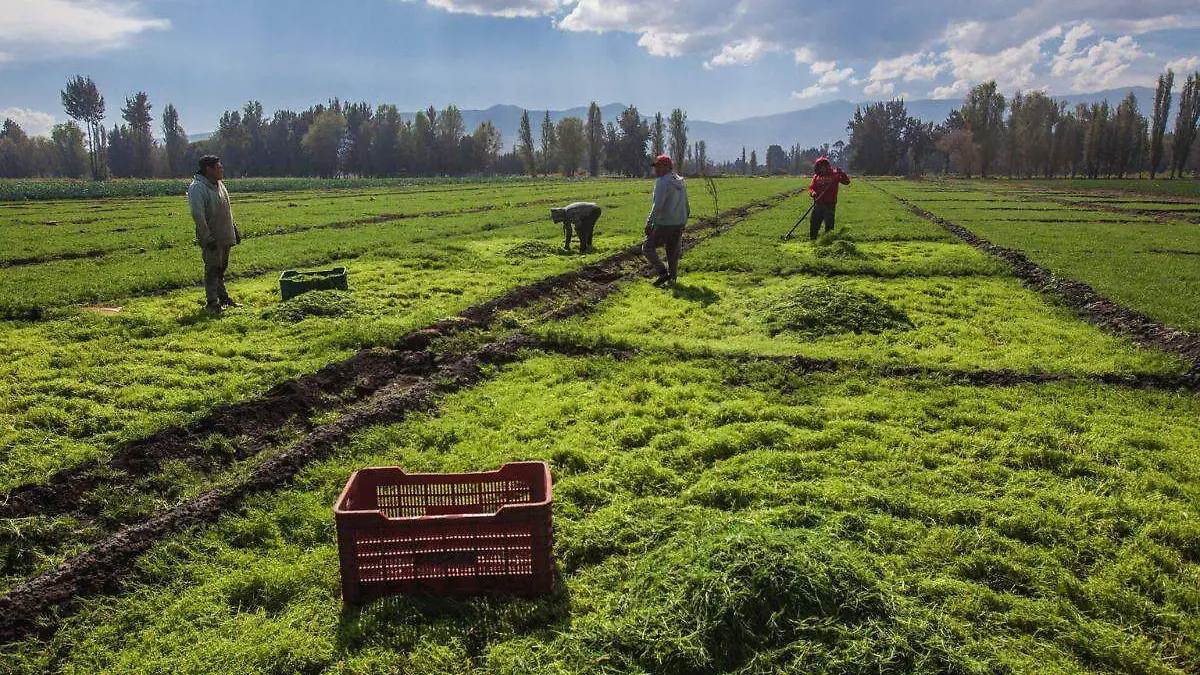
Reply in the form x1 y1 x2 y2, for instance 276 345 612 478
651 154 673 168
814 156 831 169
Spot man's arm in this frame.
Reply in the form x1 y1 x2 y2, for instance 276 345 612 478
808 175 820 198
837 169 851 185
646 179 665 228
188 183 212 245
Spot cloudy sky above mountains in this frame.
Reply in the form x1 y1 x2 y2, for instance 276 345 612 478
1 0 1197 136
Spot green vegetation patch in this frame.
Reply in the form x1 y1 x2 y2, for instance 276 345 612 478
265 290 357 323
886 180 1200 330
503 240 564 260
6 354 1198 674
814 239 870 259
763 282 913 337
541 272 1183 374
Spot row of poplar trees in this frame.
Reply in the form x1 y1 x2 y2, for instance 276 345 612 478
847 73 1200 178
1 76 196 179
515 106 693 177
1 73 703 180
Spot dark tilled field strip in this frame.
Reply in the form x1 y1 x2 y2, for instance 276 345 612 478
0 189 801 644
873 182 1200 373
534 339 1200 390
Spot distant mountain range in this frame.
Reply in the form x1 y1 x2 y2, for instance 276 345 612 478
189 87 1162 162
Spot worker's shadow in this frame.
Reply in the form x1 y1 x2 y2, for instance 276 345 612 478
334 578 572 658
671 282 720 306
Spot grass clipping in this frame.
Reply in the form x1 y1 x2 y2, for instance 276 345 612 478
266 290 357 323
505 241 563 260
765 283 913 337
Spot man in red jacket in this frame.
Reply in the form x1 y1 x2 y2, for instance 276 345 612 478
808 157 851 239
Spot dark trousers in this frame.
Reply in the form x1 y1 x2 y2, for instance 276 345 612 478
564 209 601 252
201 244 232 308
642 226 684 279
810 203 836 239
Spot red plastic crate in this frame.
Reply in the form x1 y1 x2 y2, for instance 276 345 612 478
334 461 553 605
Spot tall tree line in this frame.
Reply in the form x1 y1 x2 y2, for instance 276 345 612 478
846 75 1200 178
2 75 708 179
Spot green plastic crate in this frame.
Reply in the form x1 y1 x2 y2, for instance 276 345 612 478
279 267 348 301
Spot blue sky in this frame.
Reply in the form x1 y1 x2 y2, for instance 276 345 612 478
2 0 1198 137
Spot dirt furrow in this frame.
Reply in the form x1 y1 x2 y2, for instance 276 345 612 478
873 183 1200 373
0 335 538 643
532 339 1200 391
0 189 801 643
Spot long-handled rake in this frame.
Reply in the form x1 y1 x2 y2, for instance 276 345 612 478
782 182 835 240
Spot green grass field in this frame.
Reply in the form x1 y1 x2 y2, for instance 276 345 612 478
0 176 1197 674
881 180 1200 330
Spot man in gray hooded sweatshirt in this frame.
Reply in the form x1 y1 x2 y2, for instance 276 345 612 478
188 155 241 313
642 154 690 287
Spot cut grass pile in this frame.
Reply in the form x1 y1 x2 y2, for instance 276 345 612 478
266 290 358 323
4 354 1197 674
762 283 913 337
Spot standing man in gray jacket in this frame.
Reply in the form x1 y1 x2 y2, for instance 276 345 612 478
642 154 690 287
188 155 241 313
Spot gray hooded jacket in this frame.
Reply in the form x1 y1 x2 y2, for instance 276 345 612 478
646 172 689 229
188 174 239 247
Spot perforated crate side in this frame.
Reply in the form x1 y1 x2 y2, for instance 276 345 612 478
335 462 553 604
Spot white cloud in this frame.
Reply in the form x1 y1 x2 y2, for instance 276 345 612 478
863 80 895 96
704 37 775 69
404 0 561 18
816 65 854 85
1099 15 1200 35
790 59 854 101
792 84 837 100
636 31 690 57
1058 23 1095 57
940 26 1062 94
399 0 1200 100
0 0 170 58
862 51 945 95
1166 55 1200 73
930 80 968 99
0 107 56 137
1051 33 1143 91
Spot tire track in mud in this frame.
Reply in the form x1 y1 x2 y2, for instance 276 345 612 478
872 182 1200 373
0 188 802 644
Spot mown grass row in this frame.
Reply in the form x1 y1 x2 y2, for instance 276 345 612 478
0 180 643 264
0 178 791 491
0 179 781 318
0 176 564 202
882 181 1200 331
539 190 1183 376
4 179 1197 673
4 352 1195 674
